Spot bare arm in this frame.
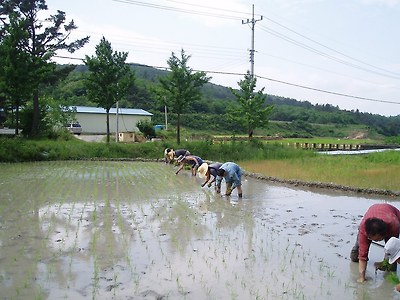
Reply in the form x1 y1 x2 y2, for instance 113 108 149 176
175 163 184 175
358 260 367 283
208 177 216 187
201 173 212 187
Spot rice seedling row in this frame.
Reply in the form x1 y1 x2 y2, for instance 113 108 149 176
0 161 399 299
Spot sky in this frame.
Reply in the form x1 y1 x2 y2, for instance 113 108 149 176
46 0 400 116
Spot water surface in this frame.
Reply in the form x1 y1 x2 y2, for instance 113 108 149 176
0 161 399 299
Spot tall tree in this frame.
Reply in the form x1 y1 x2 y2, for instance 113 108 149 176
156 49 210 144
0 14 33 134
0 0 89 136
229 72 273 139
84 37 135 143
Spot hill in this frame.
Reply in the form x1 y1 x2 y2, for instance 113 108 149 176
50 63 400 139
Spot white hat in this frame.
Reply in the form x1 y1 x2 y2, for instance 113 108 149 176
385 237 400 264
197 163 208 178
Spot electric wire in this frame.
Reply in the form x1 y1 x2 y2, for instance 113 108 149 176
165 0 262 18
112 0 244 20
257 24 400 80
255 74 399 105
53 55 400 106
51 1 400 108
257 50 386 86
261 16 400 78
112 0 399 81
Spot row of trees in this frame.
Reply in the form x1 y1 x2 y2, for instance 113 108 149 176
0 1 273 144
84 46 273 143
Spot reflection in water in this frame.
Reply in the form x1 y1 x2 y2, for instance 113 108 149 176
0 161 399 299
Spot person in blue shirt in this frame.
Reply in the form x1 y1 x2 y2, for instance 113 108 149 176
198 162 223 187
175 155 203 176
215 162 243 197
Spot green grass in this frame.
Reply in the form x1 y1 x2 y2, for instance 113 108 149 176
1 136 399 193
239 151 400 192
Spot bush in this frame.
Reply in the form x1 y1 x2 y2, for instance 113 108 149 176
0 137 314 163
136 120 156 139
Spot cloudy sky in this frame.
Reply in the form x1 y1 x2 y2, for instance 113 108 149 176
47 0 400 116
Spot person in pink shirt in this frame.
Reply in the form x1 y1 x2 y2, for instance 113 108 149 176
350 203 400 283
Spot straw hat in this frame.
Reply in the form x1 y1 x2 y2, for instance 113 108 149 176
197 163 208 178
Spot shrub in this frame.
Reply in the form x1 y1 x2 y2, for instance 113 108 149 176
136 120 155 139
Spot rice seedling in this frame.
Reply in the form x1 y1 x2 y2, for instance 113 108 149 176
1 160 398 299
386 272 400 285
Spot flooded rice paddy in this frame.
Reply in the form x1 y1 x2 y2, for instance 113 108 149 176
0 160 399 300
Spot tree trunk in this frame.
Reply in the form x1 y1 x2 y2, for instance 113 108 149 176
30 89 40 137
15 104 20 135
248 124 253 140
106 109 110 144
177 113 181 144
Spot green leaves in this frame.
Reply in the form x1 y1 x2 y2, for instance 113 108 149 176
0 0 89 136
84 37 135 111
84 37 135 143
229 72 273 138
156 49 211 144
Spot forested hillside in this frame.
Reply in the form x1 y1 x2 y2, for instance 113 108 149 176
49 63 400 138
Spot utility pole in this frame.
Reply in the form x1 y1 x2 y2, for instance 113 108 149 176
242 4 263 77
115 100 119 142
164 105 168 130
115 81 119 143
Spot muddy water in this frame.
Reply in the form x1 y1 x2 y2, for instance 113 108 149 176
0 161 399 300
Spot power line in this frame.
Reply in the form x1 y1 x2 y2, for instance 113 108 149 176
112 0 399 81
53 55 399 105
257 24 400 80
165 0 262 18
112 0 244 20
255 74 400 105
261 16 400 79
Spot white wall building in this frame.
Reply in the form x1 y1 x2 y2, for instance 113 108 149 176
72 106 152 134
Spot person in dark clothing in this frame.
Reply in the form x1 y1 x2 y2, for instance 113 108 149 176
197 162 222 187
175 155 203 176
164 148 190 164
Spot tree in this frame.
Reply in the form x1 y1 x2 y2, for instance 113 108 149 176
229 72 273 139
0 0 89 136
0 13 33 134
84 37 135 143
156 49 210 144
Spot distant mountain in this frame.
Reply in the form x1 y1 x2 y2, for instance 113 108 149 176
53 63 400 137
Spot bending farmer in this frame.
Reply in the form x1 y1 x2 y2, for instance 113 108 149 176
350 203 400 283
198 162 222 187
164 148 190 164
215 162 243 198
175 155 203 176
